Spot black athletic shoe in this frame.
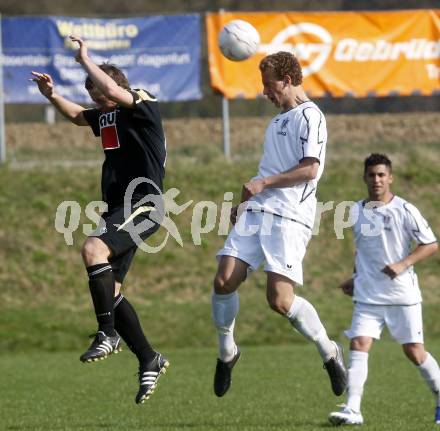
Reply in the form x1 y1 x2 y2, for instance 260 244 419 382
79 331 122 363
214 347 241 397
135 353 170 404
323 342 347 396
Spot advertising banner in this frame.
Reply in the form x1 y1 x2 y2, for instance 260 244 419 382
207 10 440 98
2 15 201 103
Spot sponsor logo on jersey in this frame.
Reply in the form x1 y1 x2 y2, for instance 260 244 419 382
277 118 289 136
99 111 120 150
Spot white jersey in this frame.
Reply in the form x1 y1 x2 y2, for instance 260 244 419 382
351 195 437 305
248 101 327 229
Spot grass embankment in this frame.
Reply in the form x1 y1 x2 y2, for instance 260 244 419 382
0 116 439 353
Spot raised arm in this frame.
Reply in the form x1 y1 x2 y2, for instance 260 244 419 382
70 35 134 109
30 71 88 126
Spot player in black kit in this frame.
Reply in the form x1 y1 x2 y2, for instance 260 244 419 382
31 35 168 404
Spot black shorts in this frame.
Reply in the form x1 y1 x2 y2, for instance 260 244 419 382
90 203 161 283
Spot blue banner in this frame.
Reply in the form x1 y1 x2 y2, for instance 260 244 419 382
1 15 201 103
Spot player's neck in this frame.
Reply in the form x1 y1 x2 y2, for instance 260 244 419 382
366 191 394 205
282 88 310 112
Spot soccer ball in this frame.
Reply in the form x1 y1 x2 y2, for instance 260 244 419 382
219 20 260 61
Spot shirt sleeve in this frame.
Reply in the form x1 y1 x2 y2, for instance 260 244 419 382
130 89 160 121
298 106 326 162
82 108 100 137
403 202 437 245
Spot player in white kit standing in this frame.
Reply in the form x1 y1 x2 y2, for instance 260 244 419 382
329 153 440 425
211 51 347 399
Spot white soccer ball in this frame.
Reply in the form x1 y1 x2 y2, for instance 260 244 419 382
219 20 260 61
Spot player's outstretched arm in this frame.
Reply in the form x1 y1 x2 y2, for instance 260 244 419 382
382 242 438 279
30 71 88 126
70 35 134 109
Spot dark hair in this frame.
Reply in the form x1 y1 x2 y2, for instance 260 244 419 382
259 51 303 86
85 63 130 90
364 153 392 174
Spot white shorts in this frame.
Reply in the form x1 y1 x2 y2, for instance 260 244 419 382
345 302 424 344
217 211 312 284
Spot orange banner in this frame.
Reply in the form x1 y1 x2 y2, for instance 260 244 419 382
207 10 440 98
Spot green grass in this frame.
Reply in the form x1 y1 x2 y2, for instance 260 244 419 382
1 341 439 430
0 137 439 352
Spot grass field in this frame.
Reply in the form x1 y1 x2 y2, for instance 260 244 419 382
2 341 440 430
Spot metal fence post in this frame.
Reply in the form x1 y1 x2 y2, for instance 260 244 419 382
222 96 230 158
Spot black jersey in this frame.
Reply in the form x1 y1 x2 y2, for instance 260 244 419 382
83 89 166 209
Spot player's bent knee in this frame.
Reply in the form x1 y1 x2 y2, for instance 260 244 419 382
266 297 287 315
213 275 239 294
403 343 426 365
350 337 372 352
81 237 110 265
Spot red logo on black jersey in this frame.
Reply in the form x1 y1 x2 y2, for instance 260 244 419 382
99 111 120 150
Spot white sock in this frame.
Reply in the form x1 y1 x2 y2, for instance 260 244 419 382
417 353 440 405
286 296 335 361
347 350 369 413
212 291 239 362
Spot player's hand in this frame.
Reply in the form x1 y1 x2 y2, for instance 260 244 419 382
381 262 407 279
230 205 238 225
339 278 354 296
230 203 247 225
30 71 55 99
69 35 89 64
241 179 266 202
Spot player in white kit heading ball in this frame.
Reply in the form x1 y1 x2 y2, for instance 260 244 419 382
212 51 347 401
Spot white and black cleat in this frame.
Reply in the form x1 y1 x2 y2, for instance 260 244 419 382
324 342 348 396
136 353 170 404
80 331 122 363
329 404 364 425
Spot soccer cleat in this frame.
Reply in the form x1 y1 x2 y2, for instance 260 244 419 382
214 347 241 397
328 405 364 426
435 406 440 424
323 342 348 396
136 353 170 404
79 331 122 363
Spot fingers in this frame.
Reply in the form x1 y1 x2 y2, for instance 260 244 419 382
30 71 51 81
342 287 353 296
241 188 252 202
381 266 395 279
229 206 238 225
340 284 350 294
69 34 83 45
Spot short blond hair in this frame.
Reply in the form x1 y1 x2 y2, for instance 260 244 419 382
259 51 303 85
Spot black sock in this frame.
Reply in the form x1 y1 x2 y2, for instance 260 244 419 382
87 264 116 336
114 293 156 364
